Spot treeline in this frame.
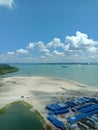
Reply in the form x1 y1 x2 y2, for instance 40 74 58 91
0 64 19 75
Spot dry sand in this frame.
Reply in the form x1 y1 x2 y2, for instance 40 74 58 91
0 76 98 123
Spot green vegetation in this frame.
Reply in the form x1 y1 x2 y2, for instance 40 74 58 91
0 101 22 114
0 101 32 114
0 64 19 75
0 104 10 114
34 110 45 125
9 101 23 106
0 83 3 87
23 101 33 109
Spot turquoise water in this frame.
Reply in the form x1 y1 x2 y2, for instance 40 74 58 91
0 103 43 130
6 63 98 87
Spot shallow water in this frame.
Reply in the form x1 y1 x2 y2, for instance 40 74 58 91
0 103 43 130
6 63 98 87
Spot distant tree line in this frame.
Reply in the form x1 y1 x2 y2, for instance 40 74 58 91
0 64 19 75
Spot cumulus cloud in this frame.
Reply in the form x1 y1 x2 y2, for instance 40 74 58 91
47 38 64 48
88 47 97 53
26 42 35 50
7 51 14 55
41 55 45 58
1 31 98 63
36 41 50 53
0 0 16 9
62 31 98 62
40 48 50 53
16 49 28 54
65 31 97 50
53 50 64 56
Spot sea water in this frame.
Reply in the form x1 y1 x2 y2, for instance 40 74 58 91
7 63 98 87
0 103 43 130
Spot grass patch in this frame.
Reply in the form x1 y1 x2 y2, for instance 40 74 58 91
9 101 23 106
0 83 3 87
0 103 12 114
0 101 22 114
34 110 45 125
9 101 33 109
23 101 33 109
0 101 33 114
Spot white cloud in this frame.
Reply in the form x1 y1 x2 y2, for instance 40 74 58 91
65 31 97 50
37 41 50 53
37 41 45 49
45 53 52 57
26 42 35 50
63 31 98 62
88 47 97 53
1 31 98 63
0 0 16 9
41 55 45 58
16 49 28 54
53 50 64 56
40 48 50 53
7 51 14 55
64 44 70 51
47 38 64 48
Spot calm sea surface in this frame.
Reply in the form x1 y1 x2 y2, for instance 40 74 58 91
6 63 98 87
0 103 43 130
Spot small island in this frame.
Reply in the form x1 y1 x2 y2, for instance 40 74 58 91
0 64 19 75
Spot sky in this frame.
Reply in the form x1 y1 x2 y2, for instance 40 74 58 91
0 0 98 63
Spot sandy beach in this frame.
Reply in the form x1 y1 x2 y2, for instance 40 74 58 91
0 76 98 125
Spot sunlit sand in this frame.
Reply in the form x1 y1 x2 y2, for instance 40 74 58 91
0 76 98 124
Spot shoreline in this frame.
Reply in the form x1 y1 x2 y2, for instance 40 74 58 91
0 75 98 107
0 76 98 128
1 74 97 88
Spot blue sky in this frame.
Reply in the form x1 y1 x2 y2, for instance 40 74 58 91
0 0 98 63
